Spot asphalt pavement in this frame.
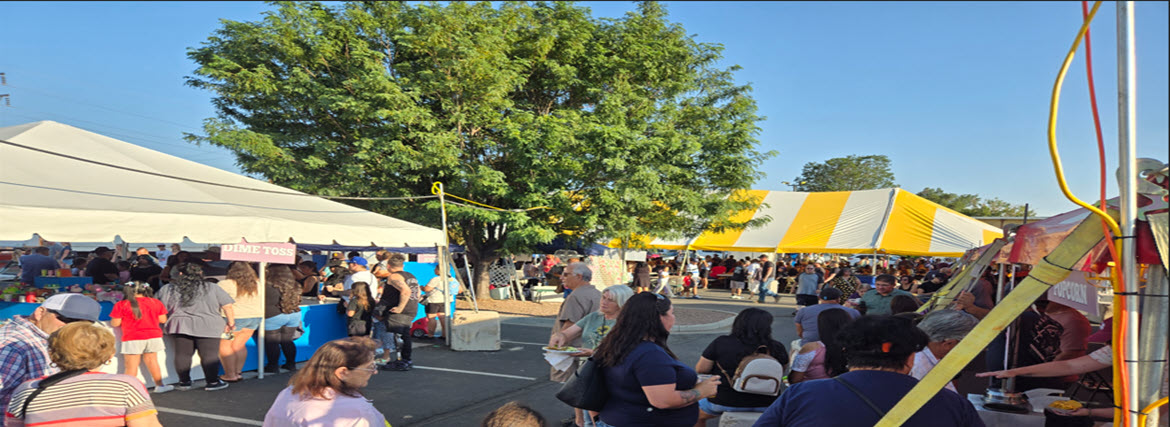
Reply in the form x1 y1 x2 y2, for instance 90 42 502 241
149 289 804 426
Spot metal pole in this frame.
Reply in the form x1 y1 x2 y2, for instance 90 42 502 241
1117 3 1141 426
462 254 479 312
257 261 267 380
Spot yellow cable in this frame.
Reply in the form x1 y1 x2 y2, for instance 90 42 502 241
1138 397 1168 427
1046 0 1119 239
430 181 550 212
1042 3 1137 423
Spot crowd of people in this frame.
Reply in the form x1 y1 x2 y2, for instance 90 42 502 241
1 246 1148 426
2 243 465 426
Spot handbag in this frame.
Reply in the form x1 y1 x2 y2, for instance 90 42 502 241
555 357 608 412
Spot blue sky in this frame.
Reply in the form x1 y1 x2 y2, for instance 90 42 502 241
1 1 1166 216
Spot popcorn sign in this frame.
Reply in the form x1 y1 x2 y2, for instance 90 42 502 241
1046 271 1098 314
221 241 298 264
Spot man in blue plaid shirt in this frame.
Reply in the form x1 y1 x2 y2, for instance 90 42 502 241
0 294 101 416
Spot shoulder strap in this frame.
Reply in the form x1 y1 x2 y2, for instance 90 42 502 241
21 369 87 417
832 376 886 417
715 361 735 381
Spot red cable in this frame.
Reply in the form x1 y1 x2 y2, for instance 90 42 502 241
1082 3 1129 425
1081 1 1107 210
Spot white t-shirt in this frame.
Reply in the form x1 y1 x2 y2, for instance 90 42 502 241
746 263 762 282
423 276 449 304
910 348 957 392
344 270 378 302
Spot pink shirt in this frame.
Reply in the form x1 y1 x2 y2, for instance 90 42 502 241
264 387 387 427
791 342 830 381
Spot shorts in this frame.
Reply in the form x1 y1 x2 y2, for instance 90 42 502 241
231 317 261 332
424 303 446 315
698 398 771 416
265 312 302 330
730 280 746 290
120 337 165 355
796 294 819 307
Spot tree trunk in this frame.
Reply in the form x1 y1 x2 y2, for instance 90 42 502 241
472 256 498 298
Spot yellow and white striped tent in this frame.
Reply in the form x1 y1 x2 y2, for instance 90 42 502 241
610 188 1003 257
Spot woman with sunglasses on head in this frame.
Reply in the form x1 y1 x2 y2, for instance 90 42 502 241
263 337 387 426
592 293 720 427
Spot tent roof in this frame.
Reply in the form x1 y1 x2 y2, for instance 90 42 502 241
0 121 445 247
611 188 1003 257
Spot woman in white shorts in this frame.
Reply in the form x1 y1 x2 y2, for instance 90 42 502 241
110 282 173 393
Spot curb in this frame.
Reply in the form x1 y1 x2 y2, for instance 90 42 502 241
671 308 738 333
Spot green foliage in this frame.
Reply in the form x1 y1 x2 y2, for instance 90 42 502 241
916 187 1029 217
792 155 896 192
185 1 771 289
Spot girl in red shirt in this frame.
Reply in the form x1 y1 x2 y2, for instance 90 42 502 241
110 282 172 393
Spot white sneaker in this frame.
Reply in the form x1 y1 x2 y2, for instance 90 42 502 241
153 385 175 394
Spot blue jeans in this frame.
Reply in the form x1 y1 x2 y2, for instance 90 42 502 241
264 312 301 330
699 398 771 415
372 320 397 355
757 278 779 302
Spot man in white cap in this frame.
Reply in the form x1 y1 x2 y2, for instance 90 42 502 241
0 294 102 415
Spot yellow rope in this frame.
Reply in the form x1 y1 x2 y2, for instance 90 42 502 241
430 181 550 212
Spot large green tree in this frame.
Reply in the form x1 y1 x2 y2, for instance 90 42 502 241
792 154 896 192
186 1 770 294
917 187 1029 217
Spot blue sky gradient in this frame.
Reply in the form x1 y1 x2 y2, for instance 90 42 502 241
1 1 1166 216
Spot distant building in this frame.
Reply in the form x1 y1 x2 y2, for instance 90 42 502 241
973 216 1050 230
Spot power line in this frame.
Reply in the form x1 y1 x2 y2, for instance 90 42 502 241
2 83 204 132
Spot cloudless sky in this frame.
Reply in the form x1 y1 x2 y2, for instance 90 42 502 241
1 1 1167 216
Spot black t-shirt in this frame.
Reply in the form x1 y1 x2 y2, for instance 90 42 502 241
379 271 420 315
702 335 788 408
346 298 372 335
129 265 163 290
917 279 945 294
761 261 775 279
85 257 119 284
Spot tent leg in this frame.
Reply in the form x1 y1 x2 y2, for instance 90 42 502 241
257 261 267 380
462 254 479 312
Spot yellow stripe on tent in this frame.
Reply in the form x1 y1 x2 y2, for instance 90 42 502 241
777 191 852 250
692 189 769 248
881 190 938 254
983 229 1002 247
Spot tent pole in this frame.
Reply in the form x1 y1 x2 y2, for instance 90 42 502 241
1116 3 1141 425
462 254 479 313
257 261 267 380
438 245 452 347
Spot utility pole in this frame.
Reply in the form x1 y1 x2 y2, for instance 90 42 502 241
0 72 10 106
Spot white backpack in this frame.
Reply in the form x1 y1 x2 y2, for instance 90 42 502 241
717 345 786 396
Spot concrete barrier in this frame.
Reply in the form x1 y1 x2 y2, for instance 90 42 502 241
451 310 501 351
718 411 764 427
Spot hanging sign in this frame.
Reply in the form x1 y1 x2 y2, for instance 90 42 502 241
220 240 297 264
1046 271 1099 314
417 254 437 263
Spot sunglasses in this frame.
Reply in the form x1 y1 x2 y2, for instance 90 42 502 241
49 310 89 324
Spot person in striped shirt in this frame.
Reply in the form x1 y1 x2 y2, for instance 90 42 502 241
4 322 162 427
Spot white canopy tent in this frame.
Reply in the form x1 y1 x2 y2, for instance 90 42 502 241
0 121 445 247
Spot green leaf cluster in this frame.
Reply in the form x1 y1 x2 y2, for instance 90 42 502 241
185 1 771 287
916 187 1029 217
792 154 896 192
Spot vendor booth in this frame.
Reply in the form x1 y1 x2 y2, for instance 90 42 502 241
0 121 451 384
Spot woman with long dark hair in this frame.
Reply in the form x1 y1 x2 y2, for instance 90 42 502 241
592 293 719 427
218 261 263 382
157 262 235 391
789 308 853 383
692 308 788 426
264 265 304 374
